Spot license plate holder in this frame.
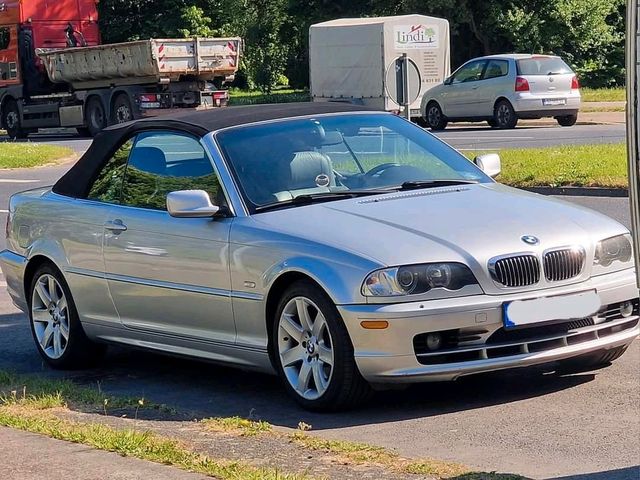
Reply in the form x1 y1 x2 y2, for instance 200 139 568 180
503 290 601 329
543 98 567 106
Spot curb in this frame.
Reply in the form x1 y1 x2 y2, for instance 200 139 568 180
521 186 628 197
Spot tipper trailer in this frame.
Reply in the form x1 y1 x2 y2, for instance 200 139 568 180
0 0 241 138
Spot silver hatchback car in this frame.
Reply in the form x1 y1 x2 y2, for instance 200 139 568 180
421 54 581 130
0 104 636 411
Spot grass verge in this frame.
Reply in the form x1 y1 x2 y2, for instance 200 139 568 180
0 408 310 480
0 143 74 168
581 87 625 103
202 416 272 436
229 88 310 106
465 143 627 188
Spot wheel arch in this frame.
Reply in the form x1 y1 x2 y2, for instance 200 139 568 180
493 96 512 111
23 254 61 301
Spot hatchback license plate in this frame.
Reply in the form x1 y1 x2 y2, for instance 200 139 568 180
543 98 566 106
503 290 601 329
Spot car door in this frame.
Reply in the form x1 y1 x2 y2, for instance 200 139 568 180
102 130 236 344
477 59 510 117
441 60 487 118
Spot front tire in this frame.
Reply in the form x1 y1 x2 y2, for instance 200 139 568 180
29 264 106 369
493 100 518 129
272 280 371 411
2 99 28 139
556 114 578 127
425 102 448 131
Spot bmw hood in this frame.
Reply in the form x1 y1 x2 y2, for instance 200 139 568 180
255 183 628 273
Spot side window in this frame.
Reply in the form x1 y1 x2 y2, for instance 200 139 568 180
451 61 486 84
87 139 133 203
484 60 509 80
0 27 9 50
120 131 223 211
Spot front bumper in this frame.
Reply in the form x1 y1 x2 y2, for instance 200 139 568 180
0 250 28 312
338 269 639 383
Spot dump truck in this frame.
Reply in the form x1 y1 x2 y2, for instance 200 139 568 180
309 14 451 120
0 0 241 138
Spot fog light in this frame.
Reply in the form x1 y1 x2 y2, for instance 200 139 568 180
620 301 634 318
426 333 442 351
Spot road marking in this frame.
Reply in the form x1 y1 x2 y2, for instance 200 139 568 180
0 179 40 183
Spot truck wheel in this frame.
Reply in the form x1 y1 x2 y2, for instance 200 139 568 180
85 97 107 137
112 94 133 124
2 99 28 139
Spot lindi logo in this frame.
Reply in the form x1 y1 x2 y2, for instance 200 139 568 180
394 24 439 49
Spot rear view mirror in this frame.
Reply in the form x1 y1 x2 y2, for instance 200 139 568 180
166 190 220 218
474 153 501 178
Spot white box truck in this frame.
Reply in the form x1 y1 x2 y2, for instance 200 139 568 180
309 14 450 119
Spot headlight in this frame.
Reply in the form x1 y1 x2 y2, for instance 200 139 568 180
594 234 632 268
362 263 478 297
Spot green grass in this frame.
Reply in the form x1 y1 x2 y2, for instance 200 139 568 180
466 143 627 188
0 409 312 480
0 143 74 168
581 87 625 103
228 88 310 106
202 416 272 436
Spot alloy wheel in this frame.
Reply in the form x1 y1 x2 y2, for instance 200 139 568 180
497 104 511 126
31 274 70 359
277 296 335 400
428 106 441 126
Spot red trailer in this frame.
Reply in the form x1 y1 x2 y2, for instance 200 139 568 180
0 0 238 138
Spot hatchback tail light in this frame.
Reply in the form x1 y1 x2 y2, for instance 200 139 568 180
571 75 580 90
515 76 530 92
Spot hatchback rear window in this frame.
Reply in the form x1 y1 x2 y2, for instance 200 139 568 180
517 57 573 76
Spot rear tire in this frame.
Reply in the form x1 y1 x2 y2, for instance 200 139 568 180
555 345 629 374
556 114 578 127
487 119 498 128
425 102 448 131
272 280 372 411
493 100 518 129
2 99 28 139
28 264 106 369
85 97 107 137
112 93 134 125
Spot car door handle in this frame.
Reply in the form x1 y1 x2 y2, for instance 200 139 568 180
104 219 127 233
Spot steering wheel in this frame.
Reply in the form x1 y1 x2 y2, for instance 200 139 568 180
364 163 402 179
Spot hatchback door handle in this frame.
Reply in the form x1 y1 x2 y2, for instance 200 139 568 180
104 219 127 233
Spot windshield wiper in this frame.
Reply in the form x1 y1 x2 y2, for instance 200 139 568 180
254 190 391 212
394 179 479 191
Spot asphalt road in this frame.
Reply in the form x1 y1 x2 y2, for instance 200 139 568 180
0 123 627 155
0 162 637 479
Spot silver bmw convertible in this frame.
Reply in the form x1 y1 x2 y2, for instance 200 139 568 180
1 103 637 410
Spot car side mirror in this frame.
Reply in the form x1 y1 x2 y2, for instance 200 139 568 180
474 153 501 178
166 190 220 218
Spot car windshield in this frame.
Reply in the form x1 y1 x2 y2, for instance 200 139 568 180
517 57 573 76
215 113 491 211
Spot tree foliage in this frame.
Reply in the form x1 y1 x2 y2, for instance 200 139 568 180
98 0 626 91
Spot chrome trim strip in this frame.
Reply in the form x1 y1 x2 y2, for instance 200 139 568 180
66 267 264 300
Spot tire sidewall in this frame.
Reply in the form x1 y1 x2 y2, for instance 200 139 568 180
28 264 86 368
272 281 356 410
86 98 107 136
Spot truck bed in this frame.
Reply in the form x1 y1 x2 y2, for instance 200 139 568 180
36 37 241 89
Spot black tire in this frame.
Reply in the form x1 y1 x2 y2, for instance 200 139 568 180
85 97 107 137
272 280 372 411
424 102 448 131
28 263 106 369
556 114 578 127
76 127 92 138
555 345 628 374
493 100 518 129
1 99 28 139
111 93 134 125
487 119 498 128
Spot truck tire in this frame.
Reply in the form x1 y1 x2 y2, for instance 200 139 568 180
112 94 134 125
2 99 28 139
85 97 107 137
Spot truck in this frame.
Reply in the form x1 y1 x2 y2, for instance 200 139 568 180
309 14 451 120
0 0 241 139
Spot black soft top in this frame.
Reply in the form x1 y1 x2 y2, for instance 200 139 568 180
53 102 378 198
